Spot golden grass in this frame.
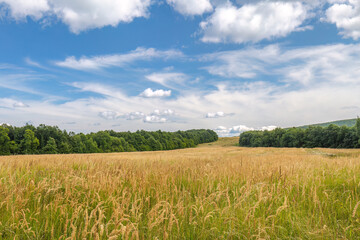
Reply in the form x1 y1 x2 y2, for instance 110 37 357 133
0 138 360 239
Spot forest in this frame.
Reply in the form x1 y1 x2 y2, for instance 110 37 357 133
239 118 360 148
0 124 218 155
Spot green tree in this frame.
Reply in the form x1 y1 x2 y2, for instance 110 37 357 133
42 137 58 154
148 137 163 151
58 141 71 154
0 126 11 155
72 134 87 153
84 137 99 153
20 129 40 154
356 117 360 145
8 141 18 154
1 124 218 155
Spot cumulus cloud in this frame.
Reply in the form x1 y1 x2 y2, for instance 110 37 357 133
56 48 183 71
144 115 167 123
140 88 171 98
0 0 49 20
166 0 213 16
200 1 309 43
142 109 176 123
0 0 151 33
214 125 254 137
119 109 175 123
124 112 145 120
229 125 255 134
214 126 229 135
326 0 360 40
215 125 278 137
261 126 277 131
207 111 225 118
152 109 175 116
206 111 234 118
99 111 120 120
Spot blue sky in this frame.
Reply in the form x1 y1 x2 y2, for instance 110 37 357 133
1 0 360 136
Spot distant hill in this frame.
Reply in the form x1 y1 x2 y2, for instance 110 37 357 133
297 118 358 129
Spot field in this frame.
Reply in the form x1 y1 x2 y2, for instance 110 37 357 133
1 138 360 239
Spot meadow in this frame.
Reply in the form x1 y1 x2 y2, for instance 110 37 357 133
0 137 360 239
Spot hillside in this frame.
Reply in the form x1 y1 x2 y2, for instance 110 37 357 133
297 118 357 129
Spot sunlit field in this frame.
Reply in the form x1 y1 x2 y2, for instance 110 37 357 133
1 137 360 239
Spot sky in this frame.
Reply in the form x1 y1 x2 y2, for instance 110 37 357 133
1 0 360 137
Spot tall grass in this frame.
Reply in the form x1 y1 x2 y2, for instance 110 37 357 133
0 138 360 239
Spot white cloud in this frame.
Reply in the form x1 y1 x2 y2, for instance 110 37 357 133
214 126 232 137
145 72 187 89
326 0 360 40
13 101 29 108
214 125 278 137
0 72 49 96
206 112 228 118
51 0 151 33
150 109 176 117
70 82 127 100
0 98 29 108
0 0 49 20
152 109 175 116
202 45 280 78
0 0 151 33
56 47 183 71
215 126 227 130
125 112 145 120
214 125 254 137
25 57 43 68
142 109 175 123
261 126 277 131
229 125 255 134
99 111 120 120
203 43 360 86
140 88 171 98
117 109 175 123
200 1 309 43
166 0 213 16
144 115 167 123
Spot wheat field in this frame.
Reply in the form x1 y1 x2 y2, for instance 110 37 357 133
1 138 360 239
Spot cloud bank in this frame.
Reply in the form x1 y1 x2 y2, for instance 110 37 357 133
326 0 360 40
166 0 213 16
200 1 309 43
0 0 152 33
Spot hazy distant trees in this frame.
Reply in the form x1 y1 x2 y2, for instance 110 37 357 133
239 118 360 149
0 124 218 155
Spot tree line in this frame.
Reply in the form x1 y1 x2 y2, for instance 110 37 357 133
239 118 360 148
0 124 218 155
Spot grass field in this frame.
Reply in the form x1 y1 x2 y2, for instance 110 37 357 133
1 137 360 239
